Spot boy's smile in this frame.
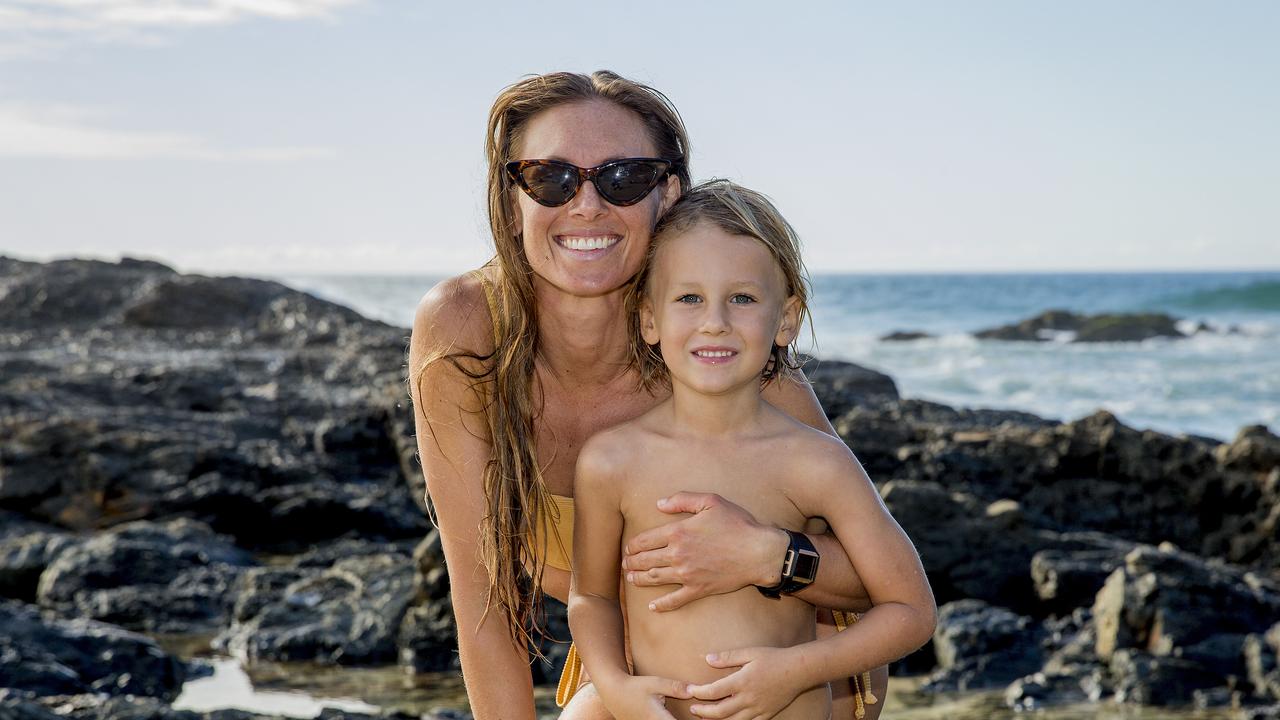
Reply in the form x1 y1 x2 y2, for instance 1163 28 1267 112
641 222 800 397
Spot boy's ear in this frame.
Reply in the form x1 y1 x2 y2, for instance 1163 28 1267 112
640 296 660 346
775 295 802 346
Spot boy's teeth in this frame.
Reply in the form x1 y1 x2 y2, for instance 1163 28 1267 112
560 236 617 250
695 350 734 358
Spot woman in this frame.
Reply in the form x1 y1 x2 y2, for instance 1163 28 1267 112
408 70 889 720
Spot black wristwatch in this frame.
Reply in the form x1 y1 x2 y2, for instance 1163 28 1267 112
756 529 820 598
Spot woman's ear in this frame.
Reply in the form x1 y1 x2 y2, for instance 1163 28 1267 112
775 295 802 346
640 296 660 346
658 175 681 216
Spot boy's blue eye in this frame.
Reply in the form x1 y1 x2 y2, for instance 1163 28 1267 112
730 294 757 304
676 294 701 304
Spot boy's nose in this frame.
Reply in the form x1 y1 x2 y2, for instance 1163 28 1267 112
699 304 730 334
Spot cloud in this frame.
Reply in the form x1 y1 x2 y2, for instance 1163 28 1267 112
0 102 334 160
0 0 364 58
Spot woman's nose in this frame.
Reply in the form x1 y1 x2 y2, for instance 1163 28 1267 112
567 179 607 220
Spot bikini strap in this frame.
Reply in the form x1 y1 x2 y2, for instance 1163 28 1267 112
468 268 502 348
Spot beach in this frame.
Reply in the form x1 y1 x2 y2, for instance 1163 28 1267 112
1 256 1278 719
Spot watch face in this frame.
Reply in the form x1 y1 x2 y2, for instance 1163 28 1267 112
791 549 819 584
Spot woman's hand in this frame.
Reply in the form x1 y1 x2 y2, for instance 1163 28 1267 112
621 492 787 611
598 675 692 720
688 647 808 720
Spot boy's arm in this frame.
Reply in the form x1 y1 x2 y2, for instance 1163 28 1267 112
567 438 631 691
568 436 690 720
688 436 936 719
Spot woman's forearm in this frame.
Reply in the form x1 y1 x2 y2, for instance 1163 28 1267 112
453 598 539 720
790 531 873 612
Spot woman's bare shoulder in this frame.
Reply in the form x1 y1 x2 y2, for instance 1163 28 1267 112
411 267 498 358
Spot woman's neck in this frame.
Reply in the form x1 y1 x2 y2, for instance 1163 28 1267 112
533 278 633 389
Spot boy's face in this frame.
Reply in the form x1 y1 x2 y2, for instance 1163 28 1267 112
640 222 801 396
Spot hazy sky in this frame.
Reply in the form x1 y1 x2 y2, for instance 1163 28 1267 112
2 1 1277 275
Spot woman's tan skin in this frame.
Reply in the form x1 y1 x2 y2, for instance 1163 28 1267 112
410 97 888 720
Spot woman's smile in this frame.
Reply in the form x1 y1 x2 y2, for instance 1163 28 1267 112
554 233 622 254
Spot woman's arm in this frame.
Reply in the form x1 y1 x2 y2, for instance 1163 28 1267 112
409 276 536 720
621 371 870 611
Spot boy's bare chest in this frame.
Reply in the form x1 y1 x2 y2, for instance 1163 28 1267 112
620 443 810 533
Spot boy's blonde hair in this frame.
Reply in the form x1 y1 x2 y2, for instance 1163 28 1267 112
629 179 812 391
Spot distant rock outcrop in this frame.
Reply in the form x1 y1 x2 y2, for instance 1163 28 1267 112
974 309 1185 342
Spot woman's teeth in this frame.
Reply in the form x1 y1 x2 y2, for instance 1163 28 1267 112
559 236 618 251
695 350 735 358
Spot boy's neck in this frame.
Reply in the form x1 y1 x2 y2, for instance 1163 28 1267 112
532 277 632 388
667 378 768 437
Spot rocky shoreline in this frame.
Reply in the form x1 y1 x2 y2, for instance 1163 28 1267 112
1 257 1277 719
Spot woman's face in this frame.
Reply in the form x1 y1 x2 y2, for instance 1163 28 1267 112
511 99 680 298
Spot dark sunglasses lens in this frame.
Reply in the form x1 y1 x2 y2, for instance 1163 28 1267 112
521 164 578 206
597 162 663 205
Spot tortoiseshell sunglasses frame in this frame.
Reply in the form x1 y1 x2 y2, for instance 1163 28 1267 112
504 157 676 207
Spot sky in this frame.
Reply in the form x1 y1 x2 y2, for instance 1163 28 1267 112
1 1 1277 276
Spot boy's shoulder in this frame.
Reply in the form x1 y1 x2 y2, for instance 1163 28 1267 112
766 408 861 477
576 414 660 480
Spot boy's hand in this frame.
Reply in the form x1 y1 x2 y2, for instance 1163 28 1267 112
688 647 809 720
622 492 788 611
600 675 692 720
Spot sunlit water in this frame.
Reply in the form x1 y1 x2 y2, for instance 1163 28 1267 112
279 271 1280 441
169 655 1251 719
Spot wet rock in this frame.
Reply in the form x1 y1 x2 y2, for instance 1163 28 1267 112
1030 545 1127 616
1093 544 1280 700
0 531 75 602
804 358 899 418
0 599 185 699
0 257 422 553
879 331 932 341
1094 544 1280 661
922 599 1045 692
1004 670 1095 710
881 481 1051 612
217 551 417 666
1245 624 1280 701
398 531 457 673
36 519 253 634
973 309 1185 342
1109 649 1222 706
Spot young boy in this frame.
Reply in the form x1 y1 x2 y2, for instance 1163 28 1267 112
568 181 936 720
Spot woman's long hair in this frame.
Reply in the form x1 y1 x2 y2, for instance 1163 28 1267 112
411 70 690 652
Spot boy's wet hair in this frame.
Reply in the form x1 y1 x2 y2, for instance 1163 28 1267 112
628 179 813 391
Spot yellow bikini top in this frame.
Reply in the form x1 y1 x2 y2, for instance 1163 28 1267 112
472 269 576 573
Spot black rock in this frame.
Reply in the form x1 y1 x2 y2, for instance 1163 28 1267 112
803 358 899 419
922 599 1045 693
879 331 933 342
973 309 1185 343
216 551 417 666
36 519 253 634
0 599 185 699
0 531 75 602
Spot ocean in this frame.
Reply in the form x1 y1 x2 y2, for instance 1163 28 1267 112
276 271 1280 443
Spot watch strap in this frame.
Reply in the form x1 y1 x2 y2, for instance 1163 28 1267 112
756 529 820 598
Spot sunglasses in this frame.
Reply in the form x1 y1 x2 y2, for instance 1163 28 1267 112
505 158 677 207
